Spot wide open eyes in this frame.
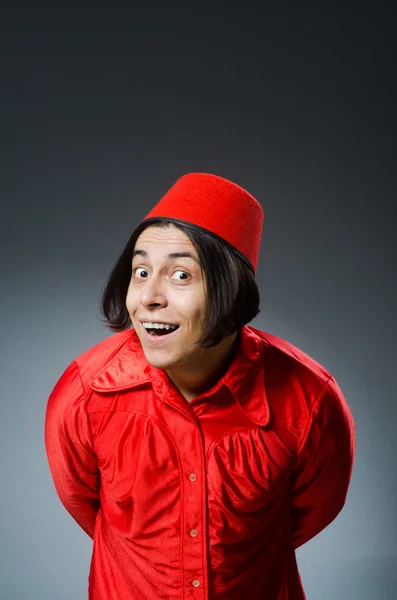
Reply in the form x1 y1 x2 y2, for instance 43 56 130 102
170 270 190 281
134 267 149 278
133 267 191 281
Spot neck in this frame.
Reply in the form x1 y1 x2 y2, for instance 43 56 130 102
165 331 239 403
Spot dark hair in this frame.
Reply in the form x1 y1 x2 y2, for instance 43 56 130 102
99 219 260 348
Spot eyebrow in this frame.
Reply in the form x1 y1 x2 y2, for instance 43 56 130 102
132 249 200 264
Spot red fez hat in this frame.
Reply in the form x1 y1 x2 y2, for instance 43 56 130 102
143 173 264 273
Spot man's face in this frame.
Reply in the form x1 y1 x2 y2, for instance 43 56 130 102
126 224 207 370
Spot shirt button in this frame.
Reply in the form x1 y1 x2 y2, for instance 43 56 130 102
192 579 200 587
190 529 198 537
189 473 197 481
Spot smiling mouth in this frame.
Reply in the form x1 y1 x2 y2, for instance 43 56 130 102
141 323 180 337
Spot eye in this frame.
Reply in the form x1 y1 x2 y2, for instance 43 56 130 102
171 270 190 281
134 267 149 278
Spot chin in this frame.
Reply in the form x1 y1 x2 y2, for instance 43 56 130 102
141 348 174 370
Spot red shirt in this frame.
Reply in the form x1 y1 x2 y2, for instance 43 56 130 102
44 325 355 599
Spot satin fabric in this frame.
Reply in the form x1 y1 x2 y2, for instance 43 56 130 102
44 325 355 599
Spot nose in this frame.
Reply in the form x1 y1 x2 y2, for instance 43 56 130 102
139 273 168 309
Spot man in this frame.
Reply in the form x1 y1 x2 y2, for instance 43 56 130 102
45 173 355 599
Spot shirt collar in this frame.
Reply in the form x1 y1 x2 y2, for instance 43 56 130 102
89 325 270 427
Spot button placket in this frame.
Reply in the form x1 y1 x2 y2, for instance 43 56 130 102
166 415 206 597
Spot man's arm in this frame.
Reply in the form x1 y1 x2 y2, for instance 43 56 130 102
291 375 356 549
44 359 100 539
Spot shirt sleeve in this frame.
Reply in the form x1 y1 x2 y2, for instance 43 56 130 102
291 375 356 549
44 359 100 539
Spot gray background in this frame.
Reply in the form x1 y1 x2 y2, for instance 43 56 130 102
1 4 396 599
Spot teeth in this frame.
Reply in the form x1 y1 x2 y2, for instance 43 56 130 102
142 322 178 331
